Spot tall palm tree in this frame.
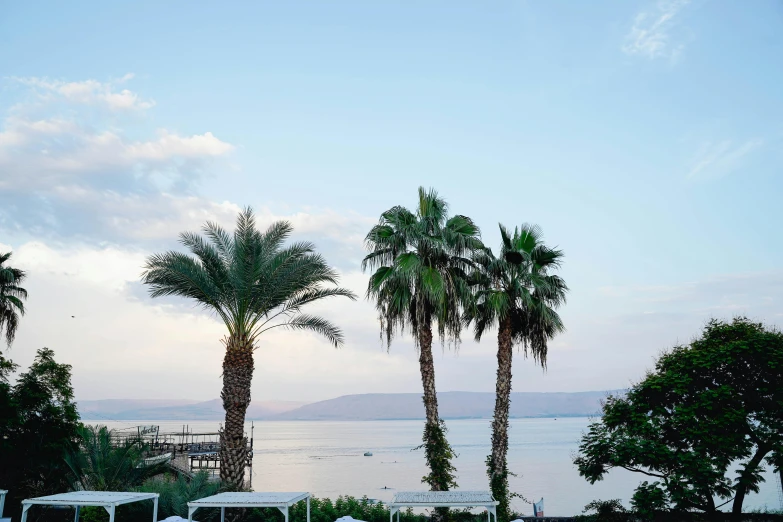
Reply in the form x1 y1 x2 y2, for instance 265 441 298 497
0 252 28 348
142 208 356 487
466 224 567 522
362 187 483 495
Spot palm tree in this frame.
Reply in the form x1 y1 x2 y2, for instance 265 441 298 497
466 224 567 522
0 251 28 348
141 208 356 487
362 187 483 495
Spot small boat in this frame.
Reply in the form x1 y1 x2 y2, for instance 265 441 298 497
364 451 373 456
136 452 172 468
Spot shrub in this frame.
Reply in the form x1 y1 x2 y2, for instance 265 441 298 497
137 471 223 521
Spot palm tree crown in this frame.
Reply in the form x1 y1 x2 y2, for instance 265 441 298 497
0 252 28 348
142 208 356 346
469 223 567 363
362 187 483 348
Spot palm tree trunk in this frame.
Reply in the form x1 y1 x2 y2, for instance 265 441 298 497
418 319 454 522
419 320 440 429
219 332 254 488
490 315 513 522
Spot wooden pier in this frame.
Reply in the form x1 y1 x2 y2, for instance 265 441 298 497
112 424 254 485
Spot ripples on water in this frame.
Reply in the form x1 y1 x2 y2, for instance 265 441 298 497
103 418 781 516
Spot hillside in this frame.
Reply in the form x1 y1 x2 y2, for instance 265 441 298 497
271 390 616 420
78 391 617 421
78 398 306 420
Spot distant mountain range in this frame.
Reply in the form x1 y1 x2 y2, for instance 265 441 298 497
78 391 618 421
78 398 306 421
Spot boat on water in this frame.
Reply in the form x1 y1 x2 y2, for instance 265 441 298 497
364 451 373 456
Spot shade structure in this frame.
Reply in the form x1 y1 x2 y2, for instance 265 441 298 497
187 492 310 522
20 491 159 522
389 491 498 522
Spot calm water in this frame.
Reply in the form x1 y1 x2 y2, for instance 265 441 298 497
103 418 782 516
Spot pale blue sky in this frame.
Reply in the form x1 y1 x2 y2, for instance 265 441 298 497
0 1 781 401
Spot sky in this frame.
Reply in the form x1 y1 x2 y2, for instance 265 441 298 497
0 0 781 403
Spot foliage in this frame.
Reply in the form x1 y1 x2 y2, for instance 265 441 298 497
580 499 628 522
630 482 668 521
0 250 27 347
141 207 356 347
467 224 567 366
0 348 80 521
574 317 783 516
142 207 355 486
64 424 167 491
134 471 223 520
214 496 495 522
362 187 482 351
466 223 567 522
419 420 458 490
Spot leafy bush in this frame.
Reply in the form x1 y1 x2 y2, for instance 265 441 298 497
579 499 628 522
138 471 223 520
64 424 168 491
188 495 495 522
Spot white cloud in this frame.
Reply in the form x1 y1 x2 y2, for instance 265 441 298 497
0 76 373 274
0 76 241 243
686 138 764 180
0 117 233 189
623 0 690 60
16 74 155 111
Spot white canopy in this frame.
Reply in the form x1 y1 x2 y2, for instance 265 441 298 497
21 491 159 522
389 491 498 522
187 492 310 522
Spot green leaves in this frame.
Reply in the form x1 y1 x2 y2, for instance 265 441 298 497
141 208 356 345
467 222 567 368
362 187 483 350
0 251 28 347
65 425 166 492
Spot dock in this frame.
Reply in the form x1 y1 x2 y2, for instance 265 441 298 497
111 424 254 485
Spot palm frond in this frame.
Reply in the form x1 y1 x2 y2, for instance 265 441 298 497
270 313 346 347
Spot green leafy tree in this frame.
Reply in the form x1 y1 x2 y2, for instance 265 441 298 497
0 251 27 347
580 499 627 522
64 425 167 491
142 208 356 487
465 224 567 522
0 348 80 521
362 187 483 501
574 317 783 518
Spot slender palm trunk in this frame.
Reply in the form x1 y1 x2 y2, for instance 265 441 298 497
220 333 254 488
418 319 455 522
489 316 513 521
419 320 440 429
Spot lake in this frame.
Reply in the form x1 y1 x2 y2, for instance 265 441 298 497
102 418 782 517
